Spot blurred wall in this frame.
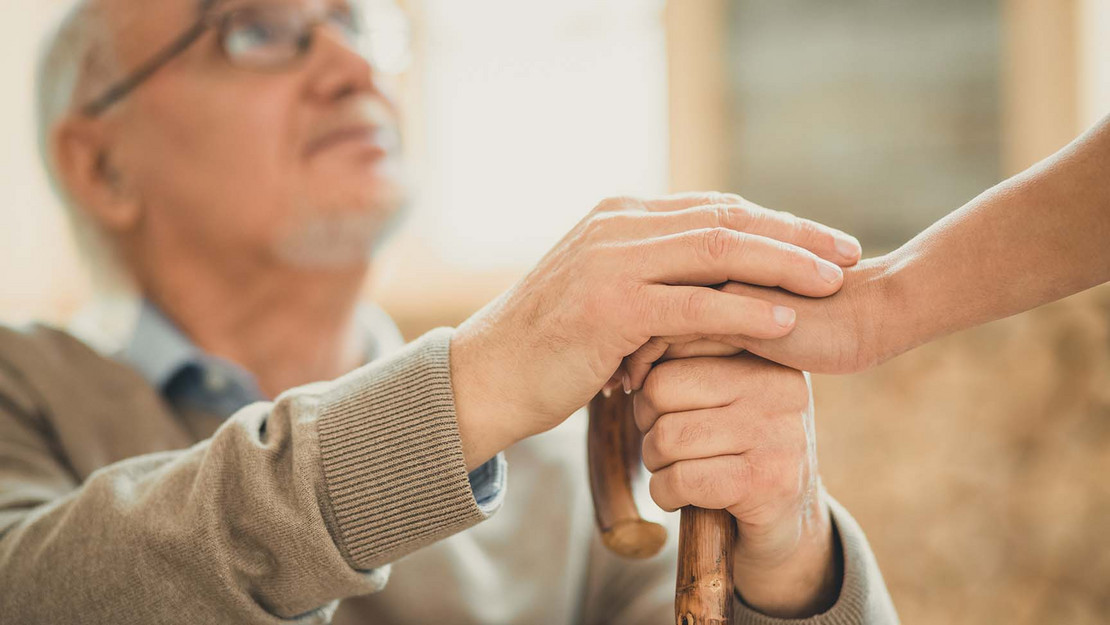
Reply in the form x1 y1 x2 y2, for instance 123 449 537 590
725 0 1002 250
0 2 87 325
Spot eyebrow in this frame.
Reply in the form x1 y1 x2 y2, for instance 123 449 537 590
199 0 229 13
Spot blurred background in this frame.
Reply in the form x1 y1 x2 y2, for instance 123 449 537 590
2 0 1109 622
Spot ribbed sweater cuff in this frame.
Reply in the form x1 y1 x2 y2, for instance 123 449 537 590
316 327 493 571
733 495 900 625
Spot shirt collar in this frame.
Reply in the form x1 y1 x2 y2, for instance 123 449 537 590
123 300 207 391
110 298 406 394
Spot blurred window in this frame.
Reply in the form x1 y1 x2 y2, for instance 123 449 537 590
397 0 669 271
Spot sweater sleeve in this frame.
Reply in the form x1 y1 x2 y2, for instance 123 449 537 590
733 496 900 625
580 493 898 625
0 328 498 624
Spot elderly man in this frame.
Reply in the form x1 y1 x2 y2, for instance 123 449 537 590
0 0 897 623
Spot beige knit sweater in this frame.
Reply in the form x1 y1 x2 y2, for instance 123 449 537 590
0 323 898 624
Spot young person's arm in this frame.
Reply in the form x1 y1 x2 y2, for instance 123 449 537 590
627 113 1110 380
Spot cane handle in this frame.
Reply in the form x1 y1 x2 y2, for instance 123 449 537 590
587 391 736 624
587 391 667 558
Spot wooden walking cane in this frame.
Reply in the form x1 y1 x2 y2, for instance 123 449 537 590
588 391 737 624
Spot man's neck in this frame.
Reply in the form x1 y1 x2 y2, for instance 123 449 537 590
141 261 372 399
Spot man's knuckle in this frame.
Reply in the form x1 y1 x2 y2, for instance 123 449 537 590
700 227 737 262
582 212 621 241
712 205 732 230
713 205 755 232
681 288 710 320
698 191 729 207
595 195 637 213
676 417 710 450
675 462 705 495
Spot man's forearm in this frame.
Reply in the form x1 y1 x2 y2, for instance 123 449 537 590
0 329 496 623
877 113 1110 359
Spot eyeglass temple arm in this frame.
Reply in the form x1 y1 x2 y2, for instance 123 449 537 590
82 19 211 117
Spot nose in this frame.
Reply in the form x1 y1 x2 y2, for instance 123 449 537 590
304 25 379 103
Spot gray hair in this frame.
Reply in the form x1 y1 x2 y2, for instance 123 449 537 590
36 0 132 294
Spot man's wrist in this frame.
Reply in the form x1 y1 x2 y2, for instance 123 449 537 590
449 325 532 471
731 496 843 618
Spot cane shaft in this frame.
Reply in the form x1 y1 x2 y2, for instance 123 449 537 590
675 507 736 625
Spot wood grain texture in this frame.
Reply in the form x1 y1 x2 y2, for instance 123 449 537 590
675 507 736 625
587 391 668 559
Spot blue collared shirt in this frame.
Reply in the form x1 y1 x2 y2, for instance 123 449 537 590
118 300 505 512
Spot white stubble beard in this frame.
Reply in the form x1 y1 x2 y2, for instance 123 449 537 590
271 173 412 270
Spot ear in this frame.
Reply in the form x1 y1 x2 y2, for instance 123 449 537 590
51 116 142 233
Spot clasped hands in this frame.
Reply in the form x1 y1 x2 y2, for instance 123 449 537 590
452 192 888 617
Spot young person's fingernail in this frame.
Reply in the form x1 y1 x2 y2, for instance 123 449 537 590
818 260 842 283
602 385 613 399
773 306 796 327
622 372 632 395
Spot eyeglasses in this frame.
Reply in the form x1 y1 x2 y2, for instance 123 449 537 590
82 1 410 117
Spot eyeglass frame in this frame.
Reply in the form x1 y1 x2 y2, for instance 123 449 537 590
81 0 363 118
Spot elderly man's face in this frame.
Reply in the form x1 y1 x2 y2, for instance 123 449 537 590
105 0 406 271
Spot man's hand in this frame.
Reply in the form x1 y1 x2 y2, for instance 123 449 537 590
450 193 862 470
634 353 842 618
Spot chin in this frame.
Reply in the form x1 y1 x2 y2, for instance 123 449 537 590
271 182 411 270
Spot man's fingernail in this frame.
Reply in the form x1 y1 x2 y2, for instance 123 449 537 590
817 260 842 283
773 306 796 327
622 372 632 395
835 236 860 259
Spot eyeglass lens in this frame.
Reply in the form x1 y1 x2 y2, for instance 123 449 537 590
219 3 408 73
